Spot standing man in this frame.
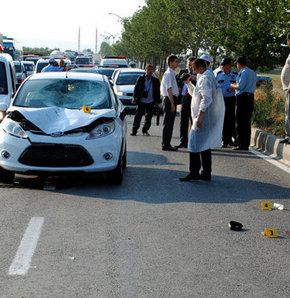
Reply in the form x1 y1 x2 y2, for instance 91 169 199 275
231 56 256 150
179 59 225 181
177 56 196 148
280 32 290 144
160 55 179 151
131 64 160 136
215 57 238 147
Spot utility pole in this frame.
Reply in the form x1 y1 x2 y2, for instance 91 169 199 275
95 27 98 54
78 27 80 53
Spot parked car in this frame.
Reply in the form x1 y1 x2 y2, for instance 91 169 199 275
100 56 128 68
112 69 145 112
0 72 128 184
75 56 92 67
69 67 99 74
13 61 26 87
256 75 273 88
35 58 49 73
0 53 17 120
23 61 35 77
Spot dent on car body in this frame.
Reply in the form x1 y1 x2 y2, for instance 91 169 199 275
7 108 115 135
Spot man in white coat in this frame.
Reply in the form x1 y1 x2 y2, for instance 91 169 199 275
179 59 225 181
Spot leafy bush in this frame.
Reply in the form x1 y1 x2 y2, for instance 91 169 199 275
252 87 285 137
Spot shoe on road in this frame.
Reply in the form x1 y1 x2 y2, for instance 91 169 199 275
162 145 178 151
179 174 200 181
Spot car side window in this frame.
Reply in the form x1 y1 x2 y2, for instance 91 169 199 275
0 62 8 94
9 63 16 93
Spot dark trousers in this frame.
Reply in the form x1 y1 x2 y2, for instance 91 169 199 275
132 102 155 133
189 149 212 176
162 96 177 147
236 93 254 148
180 96 192 146
223 96 236 144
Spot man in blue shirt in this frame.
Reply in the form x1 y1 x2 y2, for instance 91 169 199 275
215 58 238 147
231 56 256 150
42 58 63 73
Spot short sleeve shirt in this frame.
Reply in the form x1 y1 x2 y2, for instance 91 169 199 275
160 67 179 97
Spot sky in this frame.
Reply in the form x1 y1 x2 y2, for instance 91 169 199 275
1 0 146 52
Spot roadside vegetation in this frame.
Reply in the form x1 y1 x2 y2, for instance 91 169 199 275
253 87 285 137
101 0 289 73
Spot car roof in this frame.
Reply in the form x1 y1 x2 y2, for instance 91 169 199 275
70 67 98 71
27 72 108 82
117 68 145 73
0 53 13 63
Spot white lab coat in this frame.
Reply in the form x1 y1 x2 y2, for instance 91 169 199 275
186 70 225 152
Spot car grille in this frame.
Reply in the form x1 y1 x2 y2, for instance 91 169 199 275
19 144 94 167
126 93 133 96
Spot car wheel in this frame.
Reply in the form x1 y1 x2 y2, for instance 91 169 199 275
0 166 15 184
122 145 127 169
108 151 123 184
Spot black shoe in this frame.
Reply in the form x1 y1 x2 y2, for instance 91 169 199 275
179 174 200 181
200 172 211 181
280 137 289 144
162 145 178 151
130 132 137 136
233 146 248 151
142 131 150 136
228 141 235 147
177 143 187 148
222 142 228 148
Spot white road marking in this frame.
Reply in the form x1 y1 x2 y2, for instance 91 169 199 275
250 149 290 174
8 217 44 276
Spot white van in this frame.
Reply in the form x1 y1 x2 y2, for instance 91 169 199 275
0 54 17 119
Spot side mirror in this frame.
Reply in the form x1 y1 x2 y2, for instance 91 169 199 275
119 107 130 121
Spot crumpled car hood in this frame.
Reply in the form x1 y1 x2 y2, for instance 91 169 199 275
8 107 115 135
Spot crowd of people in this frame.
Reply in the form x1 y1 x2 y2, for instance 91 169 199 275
130 33 290 181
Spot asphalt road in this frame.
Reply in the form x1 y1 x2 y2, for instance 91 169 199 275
0 114 289 298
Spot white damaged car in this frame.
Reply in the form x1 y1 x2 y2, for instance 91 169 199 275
0 72 128 184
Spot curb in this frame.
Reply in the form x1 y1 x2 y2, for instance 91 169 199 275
251 127 290 167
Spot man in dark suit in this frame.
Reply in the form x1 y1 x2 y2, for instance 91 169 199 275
131 64 161 136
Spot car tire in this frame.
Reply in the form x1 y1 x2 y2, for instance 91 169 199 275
108 150 124 184
122 145 127 169
0 166 15 184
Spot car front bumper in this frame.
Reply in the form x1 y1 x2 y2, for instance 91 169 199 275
0 127 124 174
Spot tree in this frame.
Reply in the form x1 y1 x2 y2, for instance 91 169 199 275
99 42 112 57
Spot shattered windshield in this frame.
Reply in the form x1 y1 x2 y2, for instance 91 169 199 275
13 78 112 109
